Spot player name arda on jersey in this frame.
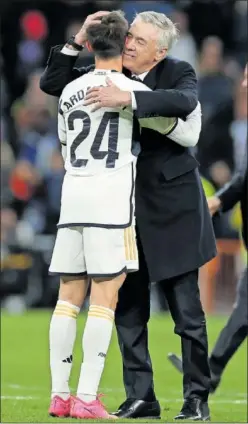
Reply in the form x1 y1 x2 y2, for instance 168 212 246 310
60 86 100 112
59 87 90 111
60 71 116 113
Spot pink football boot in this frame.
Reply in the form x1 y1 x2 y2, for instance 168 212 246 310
70 395 116 419
49 395 71 417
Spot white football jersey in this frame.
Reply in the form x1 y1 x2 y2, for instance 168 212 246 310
57 69 175 228
58 70 151 176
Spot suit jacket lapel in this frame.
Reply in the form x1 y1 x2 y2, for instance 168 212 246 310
124 58 167 88
143 66 158 89
143 59 166 89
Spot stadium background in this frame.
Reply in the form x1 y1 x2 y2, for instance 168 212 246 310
1 1 247 422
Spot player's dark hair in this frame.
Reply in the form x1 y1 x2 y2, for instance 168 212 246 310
86 11 128 59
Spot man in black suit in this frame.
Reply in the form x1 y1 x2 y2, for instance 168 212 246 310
40 10 216 420
168 65 247 396
168 153 247 393
208 155 247 392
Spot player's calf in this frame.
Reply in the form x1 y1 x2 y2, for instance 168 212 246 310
74 273 126 410
49 276 88 407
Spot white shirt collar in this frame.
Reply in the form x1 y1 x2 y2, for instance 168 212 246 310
132 71 149 81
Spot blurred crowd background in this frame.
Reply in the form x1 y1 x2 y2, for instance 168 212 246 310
1 0 247 313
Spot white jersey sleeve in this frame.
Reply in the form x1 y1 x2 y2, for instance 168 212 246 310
125 79 177 135
125 80 201 146
167 102 202 147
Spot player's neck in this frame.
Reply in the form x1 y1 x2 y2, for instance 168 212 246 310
95 57 122 73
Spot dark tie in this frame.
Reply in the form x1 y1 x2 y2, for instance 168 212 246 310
131 75 142 82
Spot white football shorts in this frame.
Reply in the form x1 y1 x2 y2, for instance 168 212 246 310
49 225 138 278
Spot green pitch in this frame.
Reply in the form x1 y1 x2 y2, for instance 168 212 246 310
1 311 247 423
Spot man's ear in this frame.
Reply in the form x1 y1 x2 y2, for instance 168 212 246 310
155 48 168 62
85 40 93 52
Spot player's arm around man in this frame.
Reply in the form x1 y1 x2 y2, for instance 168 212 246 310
88 80 202 147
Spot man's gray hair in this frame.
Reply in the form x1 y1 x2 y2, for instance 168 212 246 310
136 11 179 50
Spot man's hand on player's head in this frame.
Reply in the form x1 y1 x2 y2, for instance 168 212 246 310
74 11 111 45
84 77 132 111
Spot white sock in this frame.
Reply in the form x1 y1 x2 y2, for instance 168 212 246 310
77 305 114 402
49 300 80 400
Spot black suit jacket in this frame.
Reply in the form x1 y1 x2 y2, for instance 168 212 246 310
217 161 247 249
40 46 216 281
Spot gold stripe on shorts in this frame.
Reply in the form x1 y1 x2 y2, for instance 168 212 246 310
124 226 137 261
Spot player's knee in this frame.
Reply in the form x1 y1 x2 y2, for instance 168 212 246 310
58 276 88 308
90 273 126 310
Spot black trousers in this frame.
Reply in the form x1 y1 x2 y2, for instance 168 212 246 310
115 242 210 402
209 267 248 376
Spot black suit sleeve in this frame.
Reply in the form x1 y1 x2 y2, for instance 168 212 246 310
40 45 94 97
216 167 246 213
133 62 197 118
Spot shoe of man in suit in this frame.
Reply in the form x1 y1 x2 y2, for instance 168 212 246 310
167 353 221 393
112 398 161 419
174 398 210 421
